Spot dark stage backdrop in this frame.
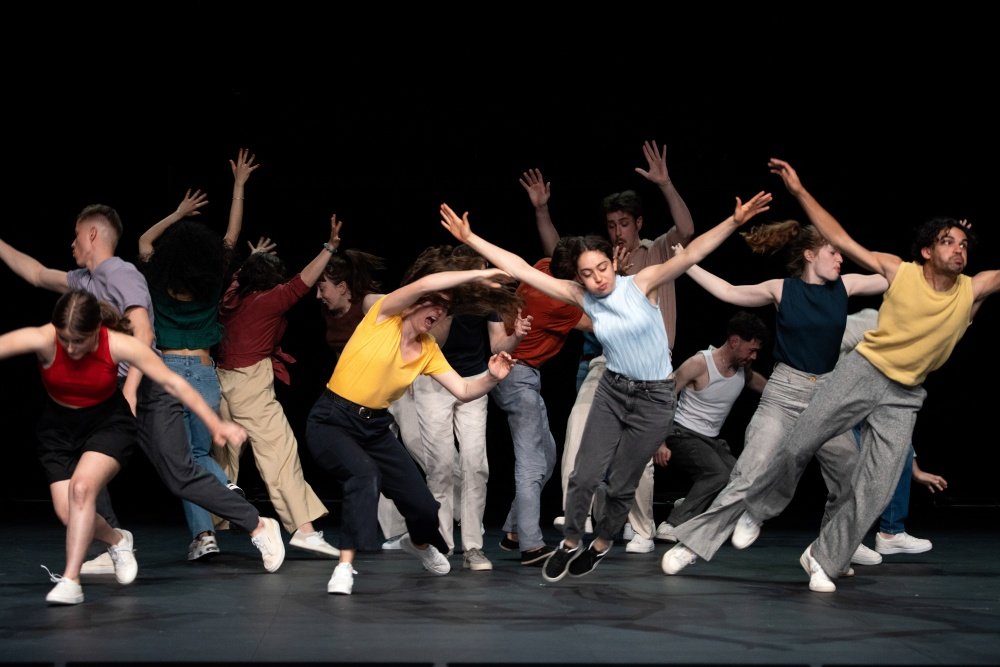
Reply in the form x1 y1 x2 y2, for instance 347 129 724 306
3 22 998 528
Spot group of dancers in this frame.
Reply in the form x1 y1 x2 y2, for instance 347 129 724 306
1 143 995 602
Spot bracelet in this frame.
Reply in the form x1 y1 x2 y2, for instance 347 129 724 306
232 196 244 201
323 242 338 254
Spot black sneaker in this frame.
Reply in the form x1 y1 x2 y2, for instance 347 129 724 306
499 535 519 552
520 545 554 566
542 541 581 582
568 541 610 577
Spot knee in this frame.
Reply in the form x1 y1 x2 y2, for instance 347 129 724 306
68 477 97 506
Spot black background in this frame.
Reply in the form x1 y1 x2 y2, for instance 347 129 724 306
3 13 997 529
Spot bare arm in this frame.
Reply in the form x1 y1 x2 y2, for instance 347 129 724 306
110 332 246 447
300 215 343 288
0 324 54 361
670 352 708 394
440 203 585 307
430 351 516 401
680 255 782 308
488 309 532 354
769 158 901 281
0 239 70 292
224 148 260 248
120 306 154 415
377 267 513 320
842 272 890 297
635 140 695 244
573 312 593 332
520 168 559 256
971 269 1000 318
747 369 768 394
912 456 948 493
633 191 773 295
138 189 210 260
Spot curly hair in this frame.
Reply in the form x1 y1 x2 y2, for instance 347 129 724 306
321 249 387 299
739 219 828 277
400 244 523 321
911 217 976 264
52 289 133 336
140 220 234 302
235 252 288 297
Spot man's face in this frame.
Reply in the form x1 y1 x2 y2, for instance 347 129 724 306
606 211 642 251
71 221 92 267
732 337 763 367
926 227 969 275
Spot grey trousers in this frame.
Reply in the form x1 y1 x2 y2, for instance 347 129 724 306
672 363 858 561
745 351 922 578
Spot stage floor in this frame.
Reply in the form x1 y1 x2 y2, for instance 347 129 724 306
1 503 998 667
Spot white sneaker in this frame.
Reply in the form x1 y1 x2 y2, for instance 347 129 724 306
251 517 285 573
108 529 138 585
553 516 594 533
661 543 698 575
731 511 762 549
655 522 678 542
625 534 654 554
382 533 405 551
799 545 836 592
462 547 493 571
622 522 636 540
80 551 115 575
290 530 341 558
851 543 883 565
46 576 84 605
553 516 565 529
399 534 450 575
875 531 932 555
327 562 357 595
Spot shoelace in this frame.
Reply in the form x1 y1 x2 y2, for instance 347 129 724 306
252 534 274 555
40 564 64 583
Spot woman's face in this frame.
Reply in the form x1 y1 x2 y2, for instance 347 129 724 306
56 326 99 360
316 278 351 313
808 244 844 283
576 250 616 296
406 293 451 334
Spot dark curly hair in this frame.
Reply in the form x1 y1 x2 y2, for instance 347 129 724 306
140 220 234 302
726 310 769 347
911 218 976 264
400 244 523 322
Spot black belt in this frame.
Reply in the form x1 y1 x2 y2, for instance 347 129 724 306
328 390 389 420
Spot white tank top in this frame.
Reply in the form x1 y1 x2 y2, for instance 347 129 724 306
674 347 745 437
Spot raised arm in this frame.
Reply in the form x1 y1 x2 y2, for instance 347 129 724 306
633 191 772 295
520 168 559 256
675 245 782 307
378 265 514 320
440 203 584 307
138 189 209 260
769 158 901 281
225 147 260 249
300 215 343 288
110 331 247 447
635 140 695 244
0 239 70 292
971 269 1000 318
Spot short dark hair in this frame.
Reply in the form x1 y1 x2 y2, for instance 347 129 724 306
726 310 768 346
601 190 643 219
911 217 976 264
76 204 124 244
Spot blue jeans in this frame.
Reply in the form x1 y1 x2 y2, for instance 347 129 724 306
163 354 228 537
851 424 913 535
490 363 557 552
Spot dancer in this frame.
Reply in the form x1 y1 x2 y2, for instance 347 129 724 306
306 248 519 595
214 216 346 558
0 290 247 604
440 188 772 582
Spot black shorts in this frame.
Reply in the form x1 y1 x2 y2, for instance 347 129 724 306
36 391 137 484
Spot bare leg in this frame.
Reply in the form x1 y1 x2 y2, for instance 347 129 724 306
54 452 121 581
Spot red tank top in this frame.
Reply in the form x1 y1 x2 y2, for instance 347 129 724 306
40 326 119 407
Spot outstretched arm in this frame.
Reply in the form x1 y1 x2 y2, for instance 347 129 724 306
971 269 1000 318
0 324 54 361
430 350 516 401
674 244 781 307
110 332 247 447
225 147 260 249
769 158 901 280
138 188 209 260
0 239 69 292
300 215 343 288
440 203 585 307
520 168 559 256
634 191 772 295
635 140 695 244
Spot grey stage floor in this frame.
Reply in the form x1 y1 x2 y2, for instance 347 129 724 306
1 503 998 667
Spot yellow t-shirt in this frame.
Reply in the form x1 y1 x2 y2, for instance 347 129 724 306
857 261 973 386
327 295 453 408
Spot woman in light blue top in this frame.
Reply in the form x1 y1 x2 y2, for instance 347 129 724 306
439 190 772 581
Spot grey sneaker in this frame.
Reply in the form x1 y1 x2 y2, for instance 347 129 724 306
108 529 138 584
327 563 357 595
399 534 450 575
462 547 493 571
251 517 285 573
